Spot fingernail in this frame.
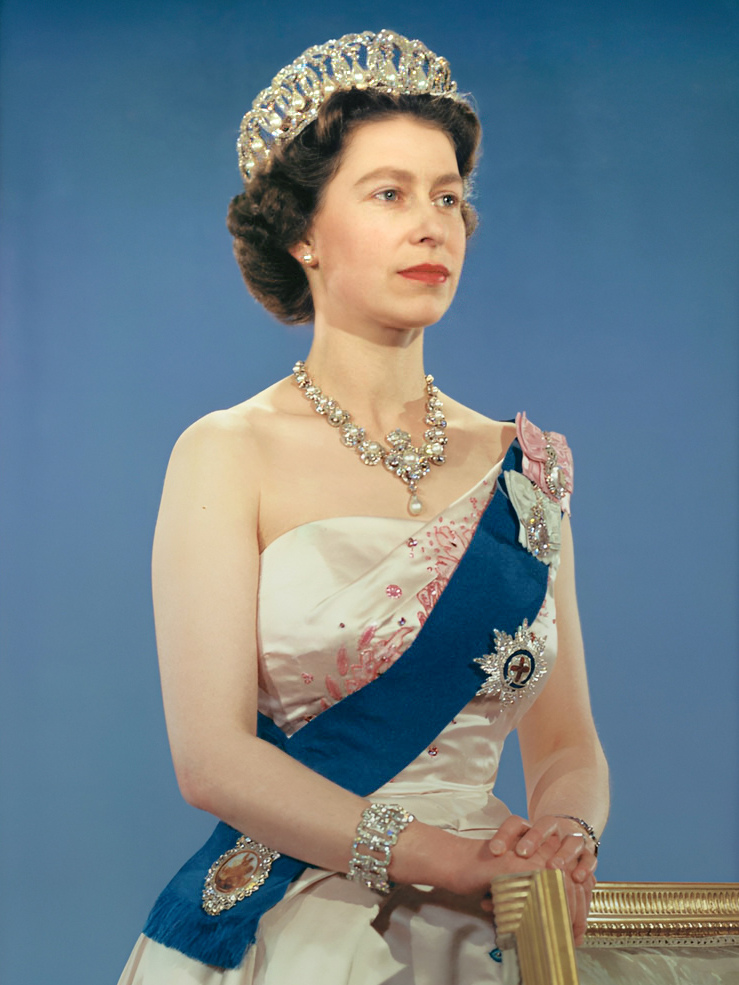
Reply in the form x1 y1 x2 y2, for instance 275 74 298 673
516 841 533 857
490 839 505 854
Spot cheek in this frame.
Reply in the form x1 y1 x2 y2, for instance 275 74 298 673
320 219 390 284
316 215 357 262
452 216 468 255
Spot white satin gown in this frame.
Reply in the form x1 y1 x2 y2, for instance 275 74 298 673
120 459 559 984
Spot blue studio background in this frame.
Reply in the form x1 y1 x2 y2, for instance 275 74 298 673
1 1 737 982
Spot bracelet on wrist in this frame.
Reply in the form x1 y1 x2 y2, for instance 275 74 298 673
347 803 415 894
553 814 600 856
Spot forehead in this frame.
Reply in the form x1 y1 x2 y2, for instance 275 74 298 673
335 116 460 182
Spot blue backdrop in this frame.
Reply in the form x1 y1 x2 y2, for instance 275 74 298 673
1 1 737 982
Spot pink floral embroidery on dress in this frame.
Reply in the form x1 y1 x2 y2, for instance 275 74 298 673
322 624 415 710
324 675 343 702
336 645 349 676
416 496 485 625
320 490 490 709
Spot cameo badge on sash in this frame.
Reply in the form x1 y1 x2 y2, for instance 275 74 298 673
475 620 547 705
202 836 280 915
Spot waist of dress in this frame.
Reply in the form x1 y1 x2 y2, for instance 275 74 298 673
369 780 511 836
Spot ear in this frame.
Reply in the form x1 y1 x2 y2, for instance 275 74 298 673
288 239 317 267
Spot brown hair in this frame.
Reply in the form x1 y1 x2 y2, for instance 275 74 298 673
226 89 481 324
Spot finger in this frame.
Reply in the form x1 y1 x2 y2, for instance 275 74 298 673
572 850 598 883
552 866 586 947
548 833 592 870
571 880 588 946
547 834 584 865
489 816 532 855
559 869 584 946
561 871 579 941
580 871 597 906
514 817 562 857
575 874 597 945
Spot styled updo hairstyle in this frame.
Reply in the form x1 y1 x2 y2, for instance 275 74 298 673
226 89 481 324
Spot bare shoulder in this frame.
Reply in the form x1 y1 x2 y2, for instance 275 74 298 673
442 393 515 431
441 393 518 463
174 381 284 448
168 380 291 465
160 380 293 513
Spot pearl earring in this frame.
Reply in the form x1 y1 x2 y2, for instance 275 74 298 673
302 253 314 264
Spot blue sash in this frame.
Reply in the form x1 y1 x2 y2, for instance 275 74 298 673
143 440 549 968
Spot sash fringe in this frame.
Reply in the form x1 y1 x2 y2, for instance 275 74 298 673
144 888 258 969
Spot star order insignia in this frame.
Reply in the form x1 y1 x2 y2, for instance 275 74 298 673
475 620 547 704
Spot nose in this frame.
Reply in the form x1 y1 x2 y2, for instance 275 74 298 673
410 200 446 247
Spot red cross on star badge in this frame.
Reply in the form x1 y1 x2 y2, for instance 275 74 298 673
474 620 548 705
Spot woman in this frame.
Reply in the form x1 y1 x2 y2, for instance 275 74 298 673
119 30 609 985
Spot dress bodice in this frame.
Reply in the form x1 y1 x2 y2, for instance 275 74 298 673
256 460 560 832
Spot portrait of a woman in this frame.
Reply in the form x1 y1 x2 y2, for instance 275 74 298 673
2 6 736 985
117 30 608 984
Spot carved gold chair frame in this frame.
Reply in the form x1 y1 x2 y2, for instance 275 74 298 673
491 872 739 985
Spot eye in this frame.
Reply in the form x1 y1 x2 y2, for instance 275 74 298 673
374 188 400 203
436 192 460 209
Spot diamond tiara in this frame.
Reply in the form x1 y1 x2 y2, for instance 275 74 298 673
237 29 464 183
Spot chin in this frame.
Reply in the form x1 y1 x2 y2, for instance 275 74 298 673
408 300 454 329
388 294 454 328
382 310 444 334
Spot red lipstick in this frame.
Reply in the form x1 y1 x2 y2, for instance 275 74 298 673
398 264 450 285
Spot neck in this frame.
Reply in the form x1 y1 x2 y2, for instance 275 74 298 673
303 318 431 436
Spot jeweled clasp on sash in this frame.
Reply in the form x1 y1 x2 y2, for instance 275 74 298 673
202 837 279 915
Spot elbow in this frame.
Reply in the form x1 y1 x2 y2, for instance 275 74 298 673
173 755 223 814
174 761 210 811
170 730 262 814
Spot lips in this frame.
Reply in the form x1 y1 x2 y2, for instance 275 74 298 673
398 264 450 285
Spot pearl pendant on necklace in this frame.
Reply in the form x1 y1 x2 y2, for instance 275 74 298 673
292 361 448 512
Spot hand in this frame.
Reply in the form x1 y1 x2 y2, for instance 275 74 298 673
489 814 597 883
487 815 597 946
433 830 560 900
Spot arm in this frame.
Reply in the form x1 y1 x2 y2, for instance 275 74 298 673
517 514 609 839
490 515 609 941
152 411 552 899
154 411 368 873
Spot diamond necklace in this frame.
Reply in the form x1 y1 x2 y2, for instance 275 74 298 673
292 360 448 516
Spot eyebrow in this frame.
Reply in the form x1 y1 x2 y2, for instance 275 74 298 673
353 167 463 188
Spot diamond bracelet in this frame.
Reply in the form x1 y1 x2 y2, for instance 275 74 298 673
347 803 416 894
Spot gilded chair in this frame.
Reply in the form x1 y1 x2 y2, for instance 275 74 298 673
491 871 739 984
